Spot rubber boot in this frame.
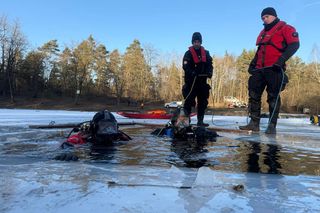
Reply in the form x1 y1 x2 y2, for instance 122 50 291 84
266 100 279 134
265 122 276 134
197 115 209 127
239 119 260 131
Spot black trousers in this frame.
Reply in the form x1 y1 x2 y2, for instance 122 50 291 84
248 68 287 124
182 83 210 117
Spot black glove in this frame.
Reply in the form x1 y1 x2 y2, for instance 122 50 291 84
207 70 212 78
273 56 286 72
248 61 256 75
272 63 283 72
191 71 197 77
60 142 75 149
54 153 78 161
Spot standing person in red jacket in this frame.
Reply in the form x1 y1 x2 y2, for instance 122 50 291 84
239 7 300 134
182 32 213 126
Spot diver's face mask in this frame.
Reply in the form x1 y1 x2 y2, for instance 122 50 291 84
91 110 120 143
97 120 118 135
173 109 193 139
174 114 190 131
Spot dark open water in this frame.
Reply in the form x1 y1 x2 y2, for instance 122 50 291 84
1 126 320 176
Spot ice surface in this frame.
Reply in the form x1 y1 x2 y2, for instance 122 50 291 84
0 109 319 212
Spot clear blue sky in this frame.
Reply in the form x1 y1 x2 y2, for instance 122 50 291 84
2 0 319 62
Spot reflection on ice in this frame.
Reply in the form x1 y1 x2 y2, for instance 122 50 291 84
1 163 320 213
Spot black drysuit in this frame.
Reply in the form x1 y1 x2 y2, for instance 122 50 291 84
182 47 213 119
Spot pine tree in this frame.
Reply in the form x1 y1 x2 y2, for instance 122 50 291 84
122 39 154 101
95 44 110 95
19 51 45 98
109 49 124 105
57 47 76 96
72 35 96 104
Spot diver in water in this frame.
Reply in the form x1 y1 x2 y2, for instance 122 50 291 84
55 110 131 161
151 107 218 142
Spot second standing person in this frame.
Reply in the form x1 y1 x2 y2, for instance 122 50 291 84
239 7 300 134
182 32 213 127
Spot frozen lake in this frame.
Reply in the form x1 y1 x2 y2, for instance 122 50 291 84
0 109 319 212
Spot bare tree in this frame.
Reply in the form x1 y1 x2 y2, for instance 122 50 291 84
311 44 320 83
0 17 26 102
0 16 8 96
143 43 159 73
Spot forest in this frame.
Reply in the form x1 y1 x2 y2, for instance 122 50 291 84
1 16 319 113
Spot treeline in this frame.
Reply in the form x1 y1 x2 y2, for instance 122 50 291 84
0 16 183 105
1 16 319 112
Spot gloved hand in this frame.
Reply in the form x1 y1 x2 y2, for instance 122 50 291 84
54 153 79 161
207 70 213 78
273 56 285 72
191 71 197 77
60 141 75 149
272 63 283 72
248 61 256 75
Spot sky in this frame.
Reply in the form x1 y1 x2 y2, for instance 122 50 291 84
1 0 320 62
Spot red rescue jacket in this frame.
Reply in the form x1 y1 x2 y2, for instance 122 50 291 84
189 46 207 63
255 21 299 68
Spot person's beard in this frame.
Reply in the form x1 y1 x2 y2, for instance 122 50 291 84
193 45 201 50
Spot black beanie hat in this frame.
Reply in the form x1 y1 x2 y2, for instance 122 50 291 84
192 32 202 44
261 7 277 17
